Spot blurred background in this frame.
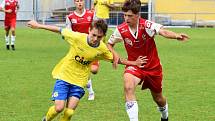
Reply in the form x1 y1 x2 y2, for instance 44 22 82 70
0 0 215 28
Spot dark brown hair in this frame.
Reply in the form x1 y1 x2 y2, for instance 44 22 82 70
90 19 108 35
122 0 141 14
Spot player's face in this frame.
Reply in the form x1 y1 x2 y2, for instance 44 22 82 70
89 28 104 45
123 10 139 27
74 0 85 10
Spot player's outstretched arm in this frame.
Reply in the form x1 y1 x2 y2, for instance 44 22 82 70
27 20 61 34
159 28 190 41
0 8 12 13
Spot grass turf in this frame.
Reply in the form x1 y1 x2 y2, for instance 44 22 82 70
0 27 214 121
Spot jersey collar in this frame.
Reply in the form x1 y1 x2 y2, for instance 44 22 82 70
128 17 140 39
74 9 86 17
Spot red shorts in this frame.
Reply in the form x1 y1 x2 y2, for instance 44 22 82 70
4 17 17 29
124 66 163 93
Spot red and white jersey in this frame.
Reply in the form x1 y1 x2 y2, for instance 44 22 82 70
66 9 94 34
0 0 19 18
108 18 163 70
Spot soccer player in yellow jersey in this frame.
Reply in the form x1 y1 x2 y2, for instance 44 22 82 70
66 0 97 101
27 19 147 121
93 0 115 22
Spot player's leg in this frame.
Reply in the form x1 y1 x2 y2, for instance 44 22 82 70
86 78 95 100
4 20 10 50
42 100 65 121
59 97 79 121
87 60 99 100
10 18 17 50
59 84 85 121
148 73 168 121
42 80 69 121
150 91 168 121
124 73 141 121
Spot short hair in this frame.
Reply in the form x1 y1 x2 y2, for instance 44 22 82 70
122 0 141 14
90 19 108 35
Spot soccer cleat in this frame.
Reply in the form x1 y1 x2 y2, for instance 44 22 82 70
11 45 15 50
161 117 168 121
6 45 10 50
41 116 47 121
88 93 95 100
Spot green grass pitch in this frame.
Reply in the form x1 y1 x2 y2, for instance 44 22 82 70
0 27 214 121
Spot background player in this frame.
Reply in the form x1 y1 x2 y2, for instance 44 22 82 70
66 0 96 100
107 0 189 121
27 19 146 121
93 0 115 22
0 0 19 50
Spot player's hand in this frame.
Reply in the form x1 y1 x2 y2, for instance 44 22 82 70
27 20 41 29
176 33 190 41
135 56 148 68
5 9 12 13
112 52 120 69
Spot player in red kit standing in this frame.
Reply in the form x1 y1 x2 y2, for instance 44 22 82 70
107 0 189 121
0 0 19 50
66 0 97 101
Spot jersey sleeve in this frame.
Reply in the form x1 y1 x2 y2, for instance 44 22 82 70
94 42 113 62
65 16 72 30
145 20 163 37
61 28 81 45
108 28 123 44
98 49 113 62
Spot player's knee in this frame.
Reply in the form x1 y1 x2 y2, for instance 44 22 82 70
11 29 15 33
5 28 10 31
55 105 64 113
153 96 165 105
124 84 134 93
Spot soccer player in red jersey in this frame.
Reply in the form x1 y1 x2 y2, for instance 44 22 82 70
107 0 189 121
0 0 19 50
66 0 94 33
66 0 97 100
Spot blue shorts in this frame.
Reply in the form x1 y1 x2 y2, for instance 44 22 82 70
51 79 85 101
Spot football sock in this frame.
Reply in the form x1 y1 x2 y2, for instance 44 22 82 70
5 36 9 45
125 101 138 121
59 108 74 121
11 35 16 45
46 106 59 121
158 103 168 119
86 79 94 94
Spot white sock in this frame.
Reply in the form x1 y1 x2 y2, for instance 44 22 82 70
86 79 94 94
158 103 168 119
11 35 16 45
125 101 138 121
5 36 9 45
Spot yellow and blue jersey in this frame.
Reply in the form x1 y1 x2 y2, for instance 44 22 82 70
52 28 113 88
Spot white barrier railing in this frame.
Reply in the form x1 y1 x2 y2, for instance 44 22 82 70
0 11 215 28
